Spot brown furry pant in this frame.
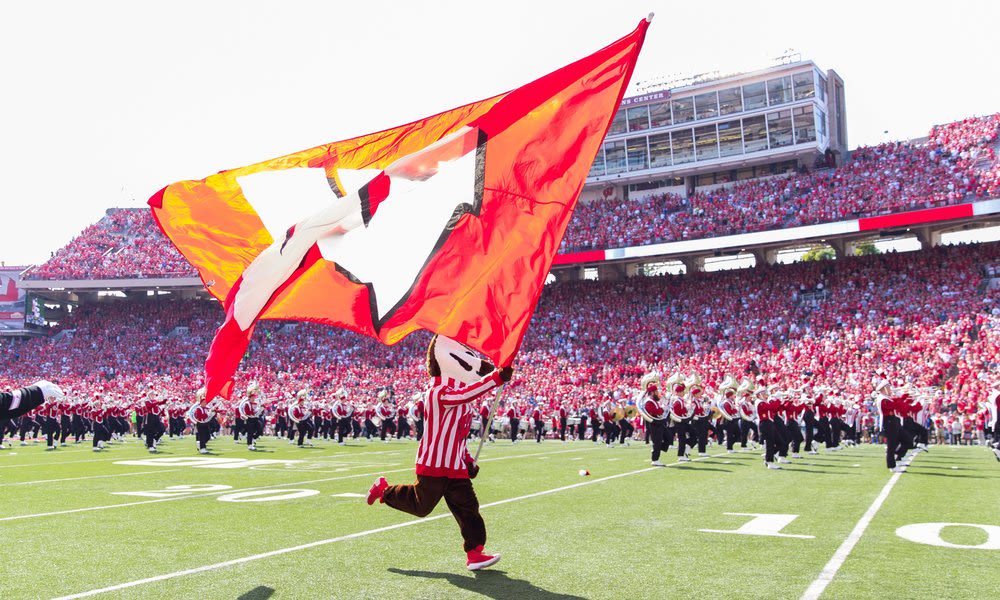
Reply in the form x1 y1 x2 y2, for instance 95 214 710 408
382 475 486 552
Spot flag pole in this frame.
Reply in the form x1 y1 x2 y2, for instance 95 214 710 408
473 384 506 464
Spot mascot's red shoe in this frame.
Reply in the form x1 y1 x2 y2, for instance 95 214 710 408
366 477 388 505
466 546 501 571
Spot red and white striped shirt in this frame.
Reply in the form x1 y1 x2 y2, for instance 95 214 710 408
415 372 503 479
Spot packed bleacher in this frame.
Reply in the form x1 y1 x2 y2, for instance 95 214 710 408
22 209 196 280
4 242 999 433
560 113 1000 252
20 114 1000 279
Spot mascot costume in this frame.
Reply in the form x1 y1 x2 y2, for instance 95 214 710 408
366 334 512 571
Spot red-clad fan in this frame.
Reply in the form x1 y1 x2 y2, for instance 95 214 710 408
367 335 512 572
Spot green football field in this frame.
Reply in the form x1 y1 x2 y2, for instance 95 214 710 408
1 435 998 599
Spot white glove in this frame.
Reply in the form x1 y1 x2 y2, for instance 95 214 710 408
33 380 65 401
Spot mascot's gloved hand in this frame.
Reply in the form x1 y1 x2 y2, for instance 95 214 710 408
464 454 480 479
33 380 64 401
498 366 515 383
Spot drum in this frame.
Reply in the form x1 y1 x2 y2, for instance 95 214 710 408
543 422 553 432
372 416 383 427
500 417 511 427
518 419 529 432
470 418 482 432
567 416 580 426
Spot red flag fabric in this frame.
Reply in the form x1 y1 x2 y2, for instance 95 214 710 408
151 18 649 400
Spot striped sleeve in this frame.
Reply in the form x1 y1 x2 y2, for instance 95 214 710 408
438 372 503 406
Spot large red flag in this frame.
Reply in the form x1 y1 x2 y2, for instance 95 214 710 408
150 18 650 400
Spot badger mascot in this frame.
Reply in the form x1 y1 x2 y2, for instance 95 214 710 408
366 334 512 571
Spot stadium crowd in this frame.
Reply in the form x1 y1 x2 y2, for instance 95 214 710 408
4 242 999 444
22 209 195 280
560 113 1000 252
20 114 1000 280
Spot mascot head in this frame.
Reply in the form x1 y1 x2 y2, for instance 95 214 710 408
426 334 495 385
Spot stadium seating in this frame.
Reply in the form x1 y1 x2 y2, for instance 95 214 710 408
22 209 196 280
4 242 998 433
560 113 1000 252
20 114 1000 279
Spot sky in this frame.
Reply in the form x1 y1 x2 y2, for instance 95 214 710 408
2 0 998 267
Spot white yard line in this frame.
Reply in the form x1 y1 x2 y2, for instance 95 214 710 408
0 469 183 487
800 452 917 600
51 452 724 599
0 445 598 523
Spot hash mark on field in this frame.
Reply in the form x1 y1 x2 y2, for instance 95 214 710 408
51 453 725 599
331 493 365 498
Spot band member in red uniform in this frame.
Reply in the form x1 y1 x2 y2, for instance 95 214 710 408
505 402 520 444
756 387 780 469
666 373 692 460
367 335 512 571
529 406 542 443
637 373 667 466
715 377 741 453
875 379 905 472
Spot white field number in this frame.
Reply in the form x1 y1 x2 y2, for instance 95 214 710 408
896 523 1000 550
700 513 815 539
114 485 320 503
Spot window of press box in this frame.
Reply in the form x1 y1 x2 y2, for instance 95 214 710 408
742 81 767 111
718 87 742 115
717 119 743 157
694 91 719 120
742 115 768 153
768 110 793 148
627 105 650 132
588 147 606 177
671 97 695 124
767 76 792 106
626 137 649 171
793 106 816 144
793 72 815 100
649 102 672 128
648 133 672 168
817 75 827 103
609 110 627 135
695 124 719 161
816 108 828 140
671 128 695 164
604 140 627 173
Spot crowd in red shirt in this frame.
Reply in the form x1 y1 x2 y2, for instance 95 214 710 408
560 113 1000 252
23 209 195 280
5 242 999 434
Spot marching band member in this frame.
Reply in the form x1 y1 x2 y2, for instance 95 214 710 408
531 405 544 443
576 404 589 442
617 401 634 446
715 376 741 453
238 382 264 451
142 392 168 453
875 379 906 472
982 390 1000 461
367 335 512 571
188 388 219 454
666 373 691 460
786 394 806 458
411 393 425 441
557 402 568 443
375 391 395 442
737 380 758 450
505 401 521 444
332 389 352 445
687 374 710 456
755 385 781 469
637 373 667 466
289 391 314 447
